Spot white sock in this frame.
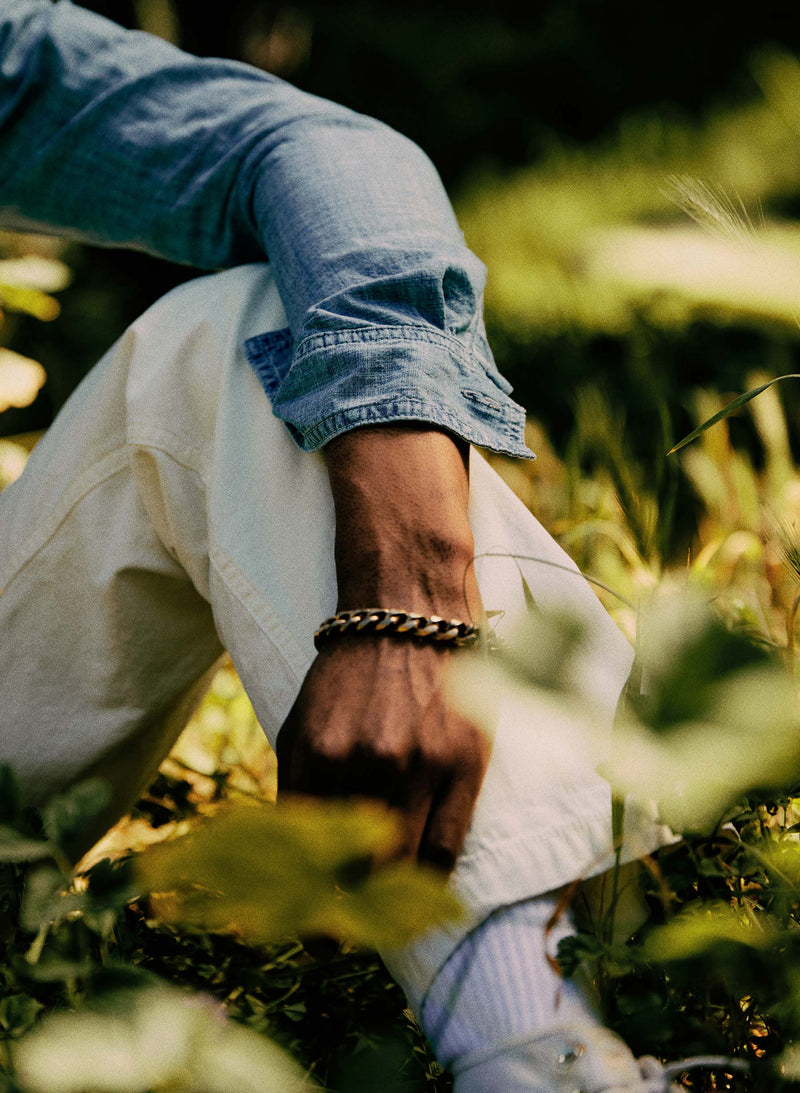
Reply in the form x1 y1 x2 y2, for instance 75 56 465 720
420 893 600 1072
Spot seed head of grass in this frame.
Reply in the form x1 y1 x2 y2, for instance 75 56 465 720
665 174 762 246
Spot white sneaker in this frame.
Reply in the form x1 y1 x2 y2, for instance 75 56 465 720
452 1022 748 1092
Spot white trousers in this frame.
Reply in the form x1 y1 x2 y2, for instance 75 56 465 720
0 265 670 1009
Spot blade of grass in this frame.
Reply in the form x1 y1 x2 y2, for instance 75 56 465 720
668 374 800 455
471 552 635 609
519 569 538 612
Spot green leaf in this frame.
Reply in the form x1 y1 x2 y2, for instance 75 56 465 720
641 901 780 963
600 589 800 832
0 256 70 294
13 983 317 1092
0 827 52 864
82 857 138 917
0 995 44 1038
333 1028 418 1093
0 282 59 321
496 608 588 694
42 778 111 847
667 374 800 454
630 594 771 733
327 861 463 949
136 799 461 950
19 958 96 984
556 933 605 978
0 349 47 413
20 866 85 935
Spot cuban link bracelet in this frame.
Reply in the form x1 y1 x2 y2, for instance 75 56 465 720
313 608 480 651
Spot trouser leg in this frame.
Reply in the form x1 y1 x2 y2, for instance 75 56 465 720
0 264 671 1006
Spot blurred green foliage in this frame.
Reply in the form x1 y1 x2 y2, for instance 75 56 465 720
0 753 453 1092
136 797 461 949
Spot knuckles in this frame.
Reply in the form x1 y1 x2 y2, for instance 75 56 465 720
281 646 490 797
300 727 486 785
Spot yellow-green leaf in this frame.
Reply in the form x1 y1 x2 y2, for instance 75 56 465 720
14 983 317 1093
0 349 46 412
641 901 779 963
0 438 29 487
0 256 71 294
668 374 800 454
136 798 462 950
0 281 60 321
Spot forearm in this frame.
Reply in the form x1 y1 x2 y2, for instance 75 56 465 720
280 424 490 869
325 424 482 623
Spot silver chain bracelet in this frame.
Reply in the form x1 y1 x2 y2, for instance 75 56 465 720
313 608 480 651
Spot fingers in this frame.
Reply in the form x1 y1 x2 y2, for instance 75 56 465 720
392 779 435 863
419 749 488 873
281 742 437 862
279 730 461 867
282 737 416 805
279 721 489 872
275 712 300 795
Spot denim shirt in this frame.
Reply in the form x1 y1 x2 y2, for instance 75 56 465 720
0 0 531 459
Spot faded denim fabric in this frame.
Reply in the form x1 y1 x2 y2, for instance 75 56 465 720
0 0 532 457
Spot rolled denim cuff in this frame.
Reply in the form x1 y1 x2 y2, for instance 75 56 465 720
244 324 534 459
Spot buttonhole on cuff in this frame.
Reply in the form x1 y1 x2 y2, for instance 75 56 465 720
461 389 503 413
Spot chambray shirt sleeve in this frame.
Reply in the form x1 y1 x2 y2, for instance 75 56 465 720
0 0 532 458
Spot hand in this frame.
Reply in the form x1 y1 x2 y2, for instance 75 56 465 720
277 635 490 871
276 423 490 871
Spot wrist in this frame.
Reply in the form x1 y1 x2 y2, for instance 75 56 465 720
325 424 480 621
333 533 477 618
